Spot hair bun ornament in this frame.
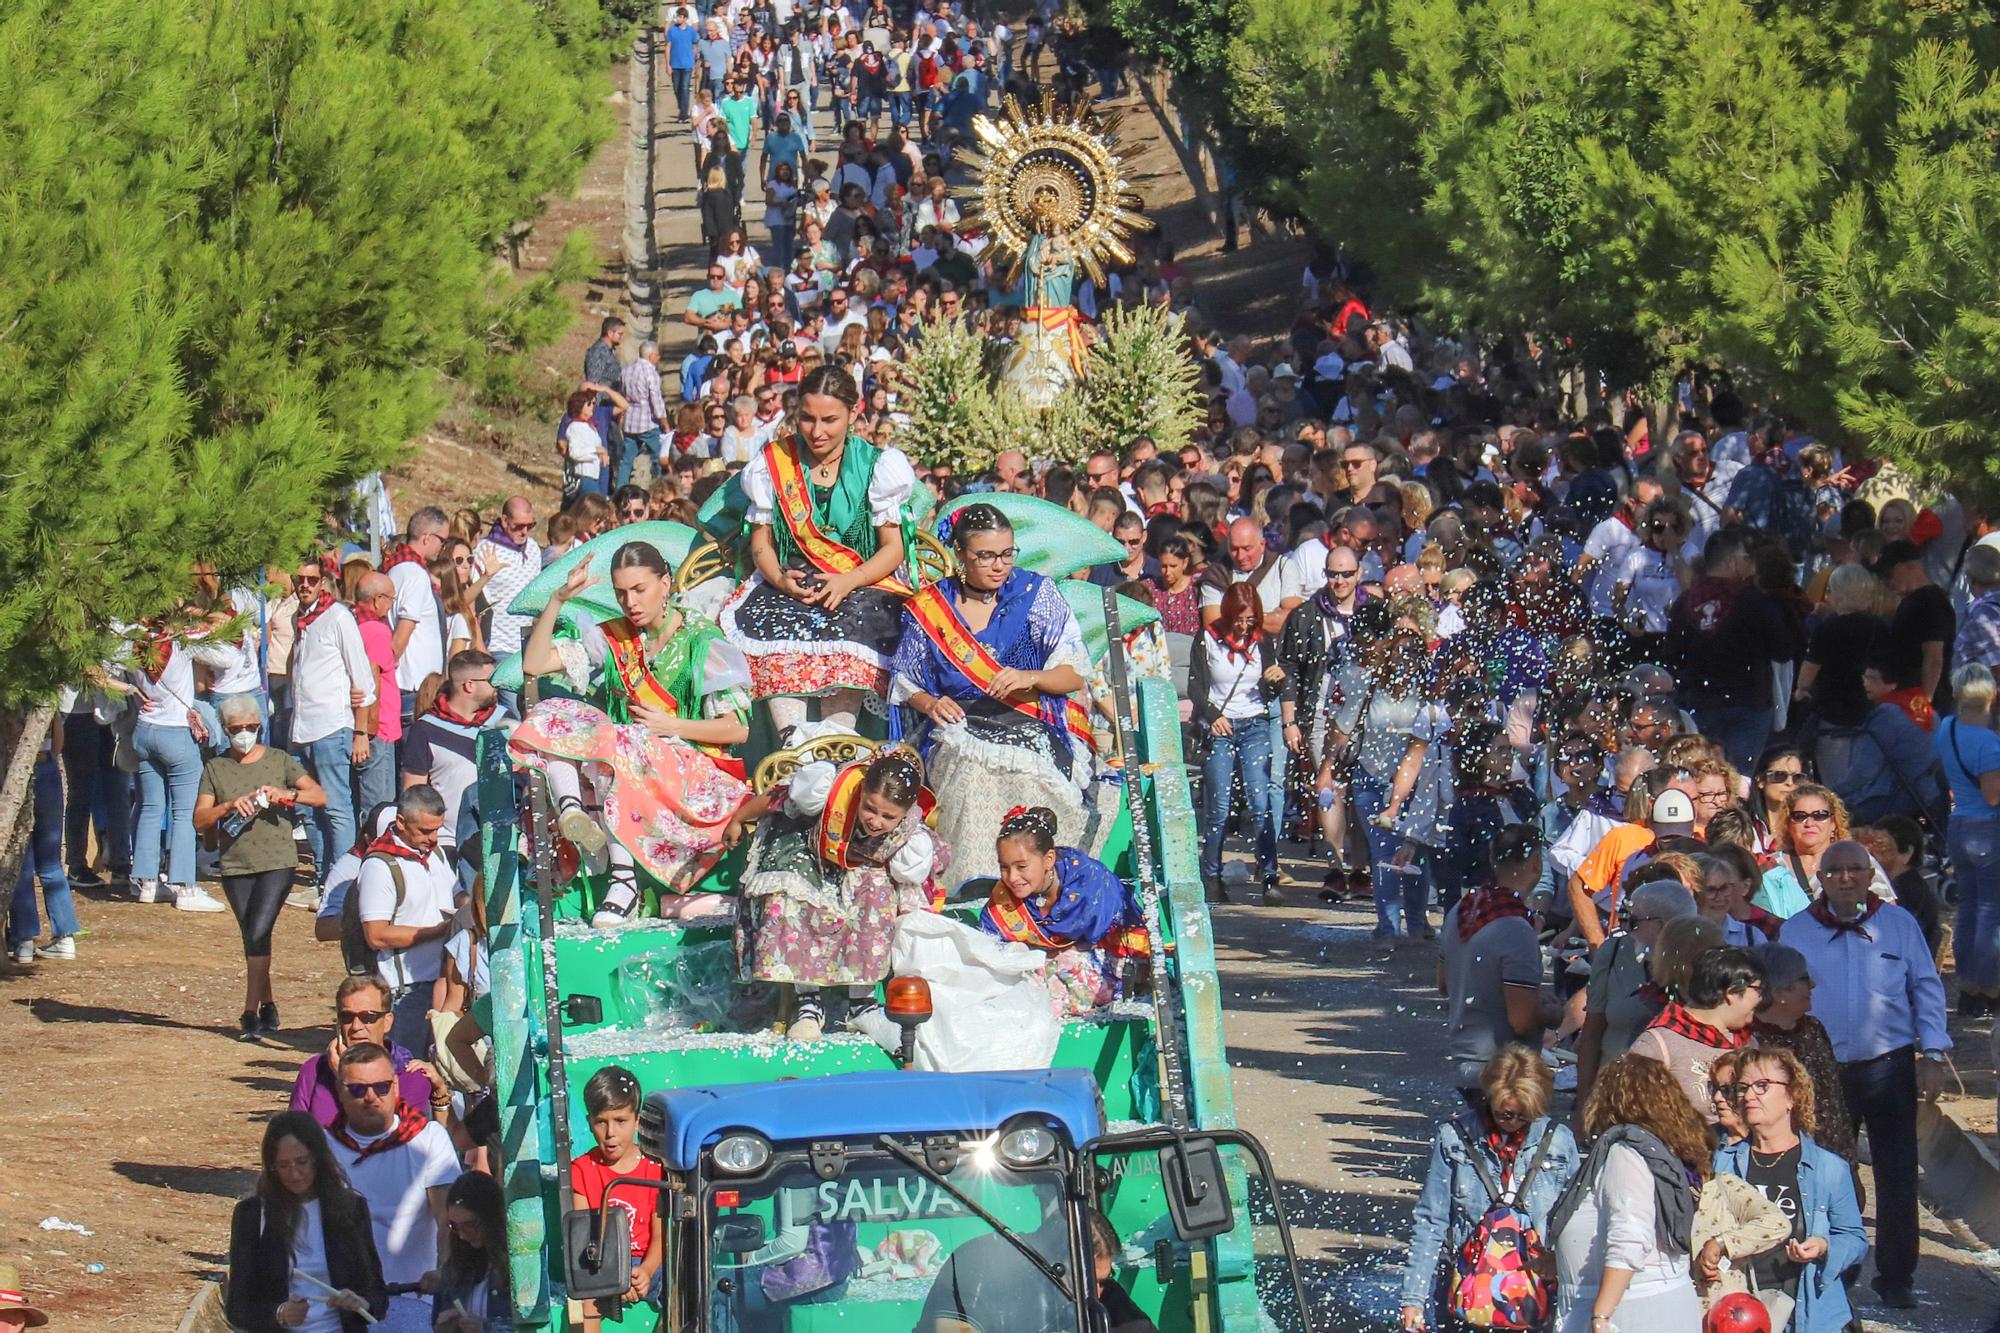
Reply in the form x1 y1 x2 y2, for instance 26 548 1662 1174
934 512 957 546
1000 805 1055 837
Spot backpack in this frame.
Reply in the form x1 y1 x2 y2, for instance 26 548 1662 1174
1445 1122 1559 1330
341 852 407 978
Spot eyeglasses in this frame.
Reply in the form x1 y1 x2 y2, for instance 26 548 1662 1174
1762 770 1803 785
1120 535 1144 548
1340 458 1371 470
343 1079 395 1100
337 1008 388 1026
965 547 1017 565
225 724 261 737
1709 1082 1739 1100
296 574 322 587
1790 808 1833 824
1326 569 1358 580
1737 1078 1791 1099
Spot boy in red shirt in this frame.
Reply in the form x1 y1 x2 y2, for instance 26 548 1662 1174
568 1065 664 1328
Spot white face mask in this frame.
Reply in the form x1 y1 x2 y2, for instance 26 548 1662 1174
228 729 259 755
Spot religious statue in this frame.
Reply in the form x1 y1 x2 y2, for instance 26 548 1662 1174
958 95 1150 411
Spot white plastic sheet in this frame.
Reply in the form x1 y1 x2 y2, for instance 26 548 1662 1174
853 914 1061 1072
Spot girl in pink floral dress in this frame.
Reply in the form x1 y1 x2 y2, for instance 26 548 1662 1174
510 543 752 929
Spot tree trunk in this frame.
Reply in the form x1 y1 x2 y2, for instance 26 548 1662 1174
0 705 56 919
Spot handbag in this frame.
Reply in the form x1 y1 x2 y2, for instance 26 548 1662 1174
1190 638 1254 762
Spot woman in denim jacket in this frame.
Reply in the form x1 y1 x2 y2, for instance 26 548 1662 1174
1710 1048 1868 1332
1400 1046 1580 1329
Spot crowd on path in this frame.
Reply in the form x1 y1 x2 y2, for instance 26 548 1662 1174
7 0 2000 1329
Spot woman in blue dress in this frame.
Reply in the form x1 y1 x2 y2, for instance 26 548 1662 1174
891 503 1102 885
980 806 1147 1016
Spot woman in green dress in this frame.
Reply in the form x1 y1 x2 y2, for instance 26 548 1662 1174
716 364 920 738
510 542 752 928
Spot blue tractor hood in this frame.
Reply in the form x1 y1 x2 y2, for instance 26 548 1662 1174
640 1068 1104 1171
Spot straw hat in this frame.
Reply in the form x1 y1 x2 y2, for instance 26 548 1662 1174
0 1264 49 1328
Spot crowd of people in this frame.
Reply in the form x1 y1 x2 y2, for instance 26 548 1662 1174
9 0 2000 1328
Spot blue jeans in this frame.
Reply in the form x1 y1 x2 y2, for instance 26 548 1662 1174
889 91 912 126
11 757 79 945
767 223 795 271
61 710 132 875
352 735 397 822
132 721 202 887
626 428 663 484
1200 720 1277 879
670 66 693 118
1262 698 1287 839
1354 777 1431 938
1951 817 2000 991
1690 703 1771 775
297 729 357 882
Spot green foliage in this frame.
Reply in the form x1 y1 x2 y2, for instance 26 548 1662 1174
897 315 1005 475
0 0 618 706
1075 304 1205 459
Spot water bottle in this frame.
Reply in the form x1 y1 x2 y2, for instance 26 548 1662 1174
219 789 270 840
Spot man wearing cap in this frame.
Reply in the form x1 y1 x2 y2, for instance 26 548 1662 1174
1565 770 1702 947
1784 838 1949 1310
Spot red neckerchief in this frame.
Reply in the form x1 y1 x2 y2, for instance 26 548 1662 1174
1207 623 1259 665
382 543 426 573
328 1102 429 1163
1457 882 1532 941
1646 1000 1750 1050
1485 1122 1526 1178
1637 980 1671 1010
1740 905 1784 939
1613 508 1637 531
296 590 339 633
1883 686 1935 731
353 600 386 624
1807 892 1885 941
1144 500 1180 520
365 832 430 864
432 696 497 727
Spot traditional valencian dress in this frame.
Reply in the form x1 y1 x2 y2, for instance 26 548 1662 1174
509 614 752 888
736 754 950 987
978 846 1149 1016
717 433 921 702
891 567 1101 884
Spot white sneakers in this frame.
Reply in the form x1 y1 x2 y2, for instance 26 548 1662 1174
35 937 76 961
172 885 227 913
129 877 227 912
10 941 32 965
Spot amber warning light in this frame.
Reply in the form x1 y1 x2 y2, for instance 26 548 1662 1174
885 976 932 1066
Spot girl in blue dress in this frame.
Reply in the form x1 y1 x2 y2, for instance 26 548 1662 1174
979 806 1148 1016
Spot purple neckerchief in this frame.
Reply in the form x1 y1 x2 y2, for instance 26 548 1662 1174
484 519 525 554
1315 586 1373 620
289 1042 431 1129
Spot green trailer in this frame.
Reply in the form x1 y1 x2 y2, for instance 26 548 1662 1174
476 664 1313 1332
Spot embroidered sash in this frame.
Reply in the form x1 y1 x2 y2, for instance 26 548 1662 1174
765 438 913 595
906 584 1097 755
603 618 681 717
813 759 937 868
981 882 1152 957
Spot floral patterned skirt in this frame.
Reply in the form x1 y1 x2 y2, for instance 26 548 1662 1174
508 698 748 890
735 823 899 986
718 569 900 699
1039 947 1114 1017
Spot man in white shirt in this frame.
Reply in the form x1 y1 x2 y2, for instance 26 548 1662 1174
1577 476 1661 621
328 1042 459 1332
817 285 868 355
387 507 448 740
289 561 377 887
472 496 542 662
355 785 461 1055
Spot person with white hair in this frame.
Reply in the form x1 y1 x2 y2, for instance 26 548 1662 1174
195 693 328 1037
620 340 670 486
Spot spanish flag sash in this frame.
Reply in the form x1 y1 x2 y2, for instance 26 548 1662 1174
602 618 748 780
906 585 1098 755
814 759 937 870
603 618 680 717
765 439 913 596
984 883 1071 951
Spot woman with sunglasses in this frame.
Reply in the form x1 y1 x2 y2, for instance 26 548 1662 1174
227 1111 386 1332
1748 745 1808 865
1398 1046 1579 1331
195 694 328 1036
1757 783 1848 919
431 1172 512 1332
1710 1047 1868 1332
